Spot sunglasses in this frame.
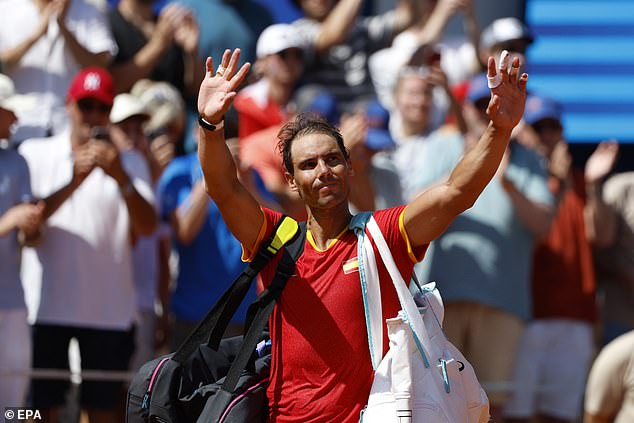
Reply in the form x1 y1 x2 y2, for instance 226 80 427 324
474 98 490 113
77 99 111 114
496 41 528 55
532 119 562 133
277 48 303 61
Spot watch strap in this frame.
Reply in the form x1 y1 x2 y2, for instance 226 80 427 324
198 115 224 131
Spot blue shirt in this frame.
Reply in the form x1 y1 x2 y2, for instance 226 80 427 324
174 0 273 66
173 0 274 154
158 154 252 323
252 0 302 24
411 139 553 321
0 149 32 310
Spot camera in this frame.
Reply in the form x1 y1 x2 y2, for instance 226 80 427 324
146 127 168 144
90 126 111 142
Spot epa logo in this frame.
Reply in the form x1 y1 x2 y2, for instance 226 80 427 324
4 408 42 421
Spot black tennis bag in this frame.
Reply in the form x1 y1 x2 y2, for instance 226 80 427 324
127 216 305 423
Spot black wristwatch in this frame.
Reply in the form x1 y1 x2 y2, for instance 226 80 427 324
198 115 224 131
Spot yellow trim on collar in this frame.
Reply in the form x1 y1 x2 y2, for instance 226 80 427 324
307 225 349 252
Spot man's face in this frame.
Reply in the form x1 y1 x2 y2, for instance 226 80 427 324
265 48 304 85
532 118 563 156
490 39 530 67
472 97 491 124
112 115 148 152
0 107 17 139
395 74 433 130
286 132 352 210
67 97 111 144
299 0 336 21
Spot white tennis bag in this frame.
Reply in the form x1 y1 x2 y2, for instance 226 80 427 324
351 213 489 423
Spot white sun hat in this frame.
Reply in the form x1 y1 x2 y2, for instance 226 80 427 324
110 93 149 124
0 74 37 114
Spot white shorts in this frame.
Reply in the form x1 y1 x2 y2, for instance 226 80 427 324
0 308 31 407
504 319 594 420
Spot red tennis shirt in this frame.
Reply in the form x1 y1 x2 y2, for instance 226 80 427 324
244 206 426 423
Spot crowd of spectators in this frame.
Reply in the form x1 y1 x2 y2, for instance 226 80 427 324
0 0 632 422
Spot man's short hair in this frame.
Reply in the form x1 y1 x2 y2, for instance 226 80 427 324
277 112 349 175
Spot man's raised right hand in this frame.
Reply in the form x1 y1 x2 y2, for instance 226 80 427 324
197 48 251 125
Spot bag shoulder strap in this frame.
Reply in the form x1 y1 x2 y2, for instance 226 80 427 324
351 213 432 370
349 211 373 232
242 219 305 333
246 215 303 278
350 212 384 370
205 216 303 349
172 215 302 363
363 216 432 368
220 221 306 393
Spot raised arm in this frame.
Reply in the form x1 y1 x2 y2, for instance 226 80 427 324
56 0 111 68
173 9 204 97
313 0 423 56
313 0 364 53
411 0 469 46
110 4 180 93
197 48 264 251
584 141 619 247
404 52 528 248
0 3 54 70
168 180 210 246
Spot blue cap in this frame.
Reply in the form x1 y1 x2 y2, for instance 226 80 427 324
365 100 389 128
365 100 396 151
295 90 340 124
524 95 563 125
466 73 491 104
365 128 396 151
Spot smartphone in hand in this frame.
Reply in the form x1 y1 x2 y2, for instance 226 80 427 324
90 126 111 142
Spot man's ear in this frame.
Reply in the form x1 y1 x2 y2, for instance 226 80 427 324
284 171 298 192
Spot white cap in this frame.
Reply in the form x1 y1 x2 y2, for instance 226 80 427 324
0 74 36 114
480 17 533 51
131 79 185 132
256 24 304 59
110 93 149 124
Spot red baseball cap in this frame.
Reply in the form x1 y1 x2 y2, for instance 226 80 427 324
67 67 115 106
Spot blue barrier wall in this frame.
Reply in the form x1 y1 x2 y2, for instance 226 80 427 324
526 0 634 143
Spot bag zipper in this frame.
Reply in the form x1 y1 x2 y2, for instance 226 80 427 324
437 359 451 393
142 357 170 410
218 378 268 423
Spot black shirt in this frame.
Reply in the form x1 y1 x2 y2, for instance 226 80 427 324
108 7 186 94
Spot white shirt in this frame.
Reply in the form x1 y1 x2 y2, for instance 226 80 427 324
0 0 117 142
19 131 154 330
368 30 478 110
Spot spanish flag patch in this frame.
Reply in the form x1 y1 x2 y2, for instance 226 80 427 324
342 257 359 274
